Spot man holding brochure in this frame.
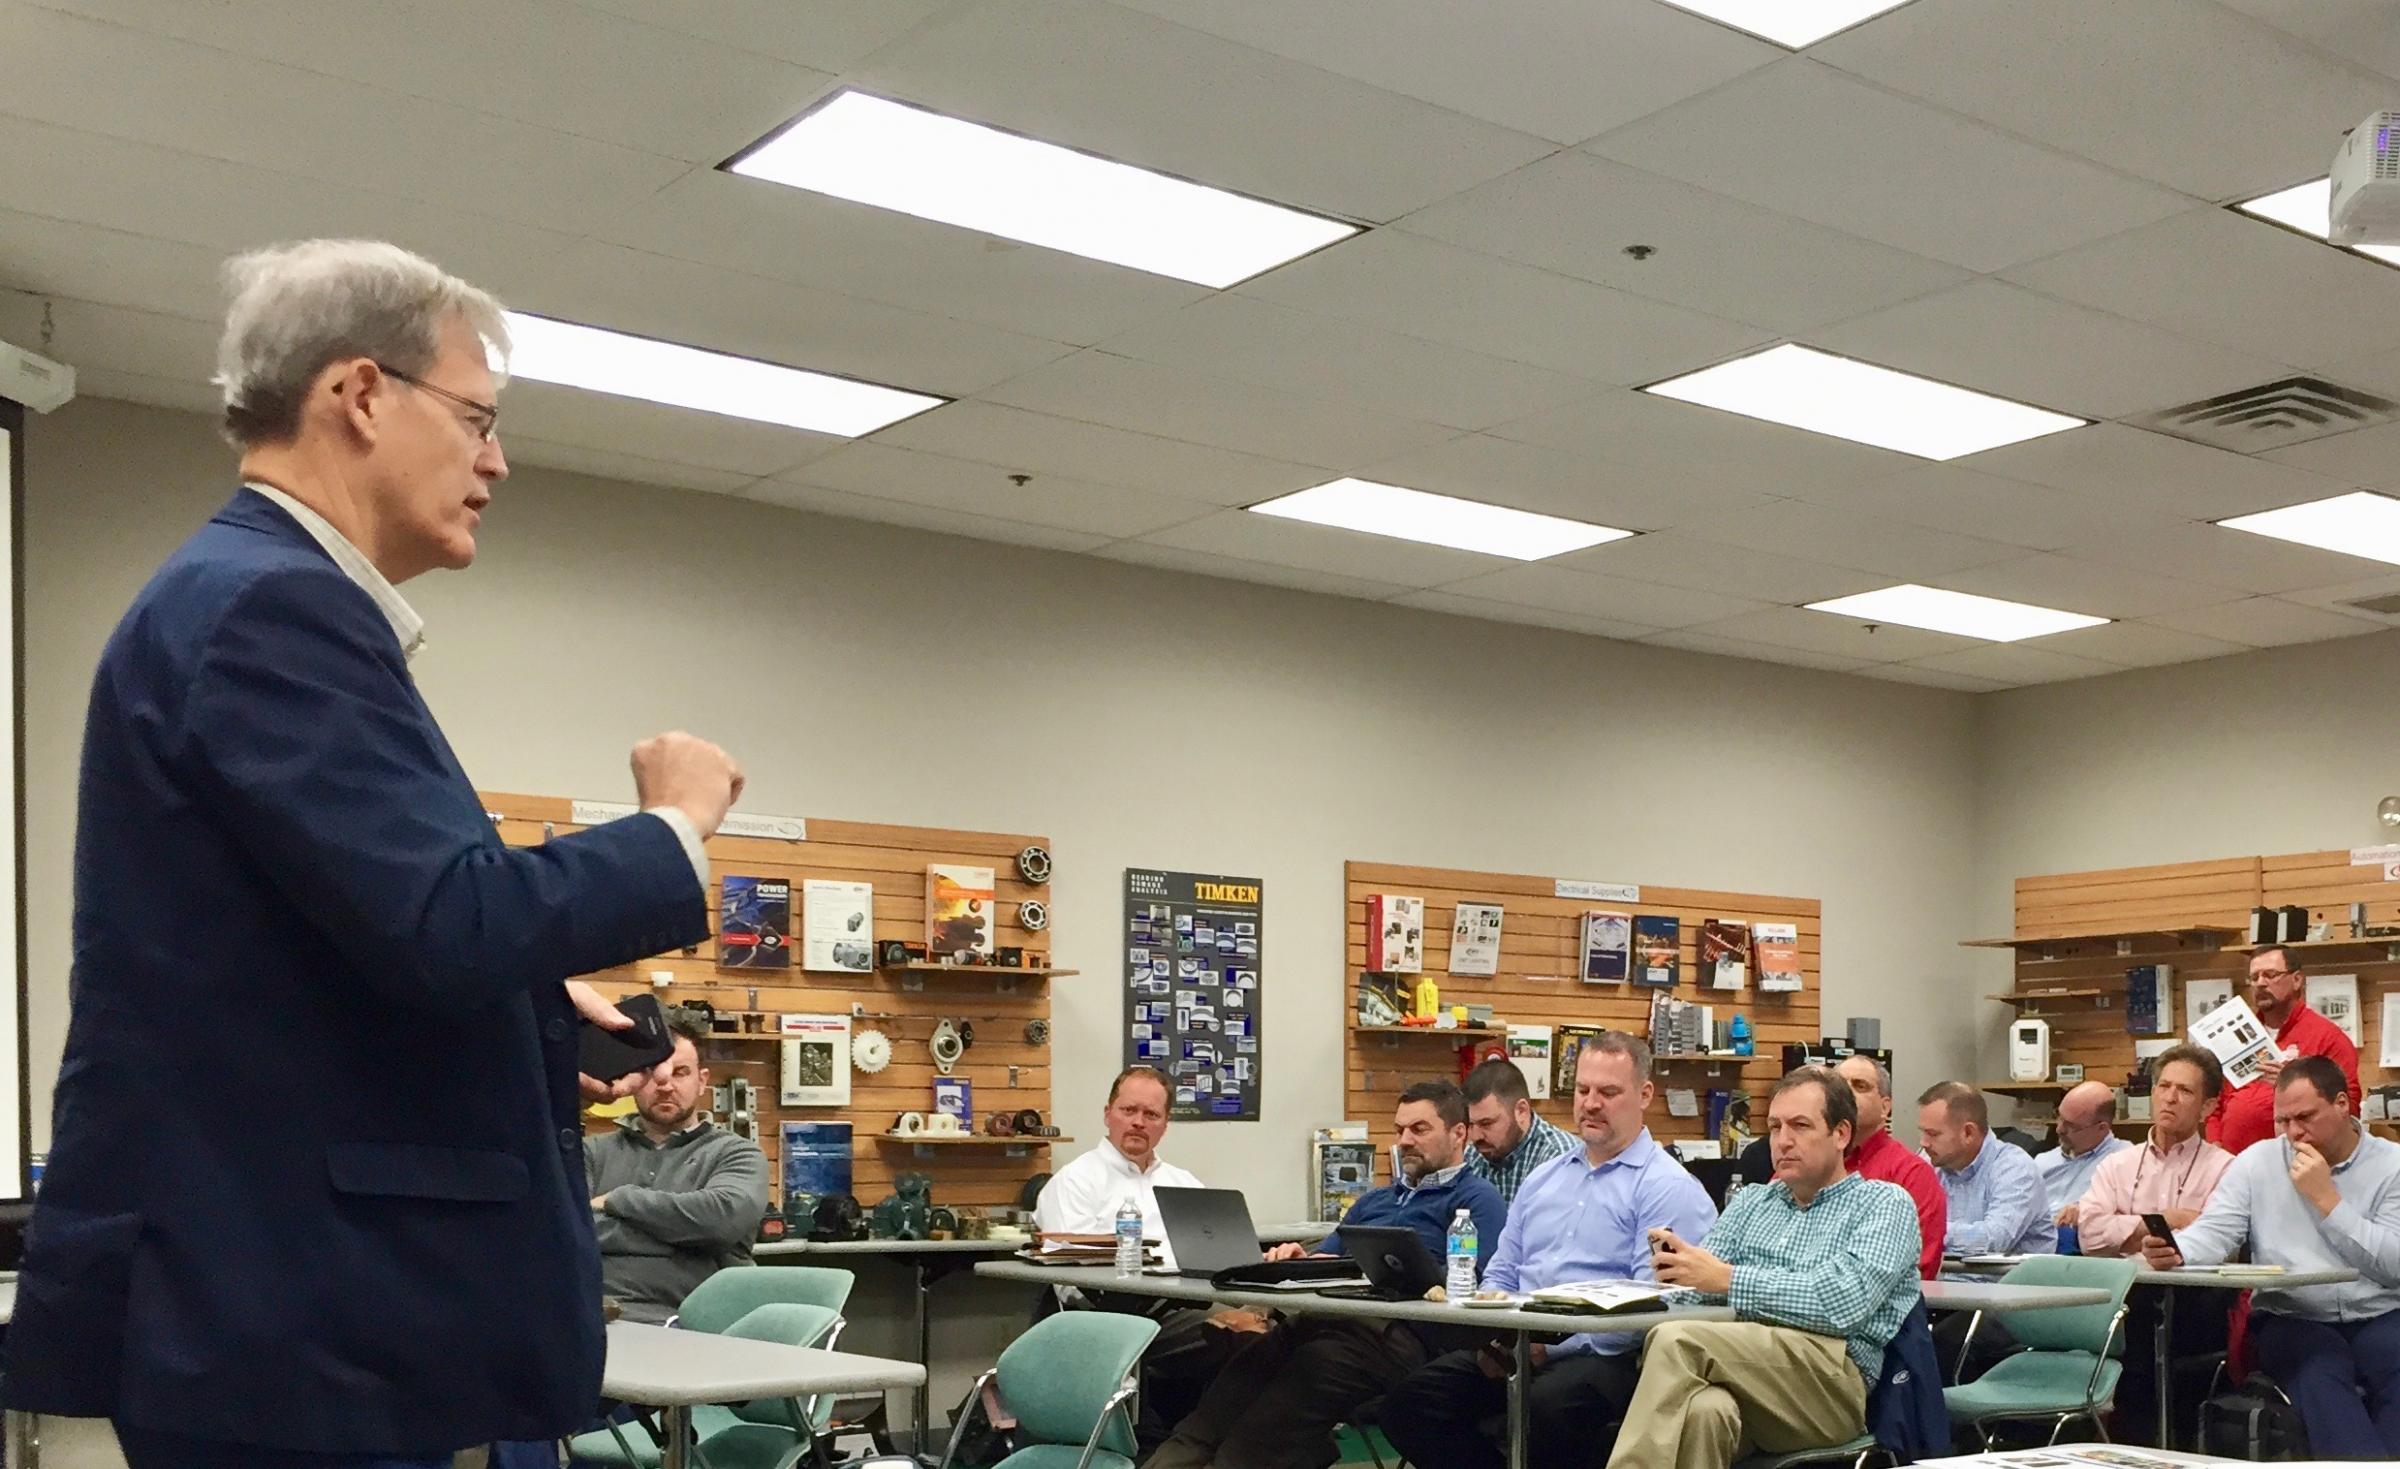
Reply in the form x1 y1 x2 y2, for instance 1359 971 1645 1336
1381 1033 1717 1469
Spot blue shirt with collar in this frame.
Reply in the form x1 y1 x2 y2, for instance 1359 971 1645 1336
1321 1160 1507 1277
2034 1131 2130 1216
1938 1131 2057 1257
1482 1129 1720 1355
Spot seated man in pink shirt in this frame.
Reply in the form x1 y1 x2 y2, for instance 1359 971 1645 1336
2072 1043 2235 1444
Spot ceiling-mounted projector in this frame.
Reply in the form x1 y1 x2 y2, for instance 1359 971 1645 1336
2330 111 2400 245
0 339 74 414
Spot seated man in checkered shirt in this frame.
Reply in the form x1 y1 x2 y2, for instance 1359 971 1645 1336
1462 1057 1578 1204
1606 1066 1922 1469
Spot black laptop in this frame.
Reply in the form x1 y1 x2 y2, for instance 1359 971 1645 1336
1321 1224 1446 1301
1151 1187 1363 1286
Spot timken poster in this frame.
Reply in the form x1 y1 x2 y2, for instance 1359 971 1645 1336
1124 868 1264 1122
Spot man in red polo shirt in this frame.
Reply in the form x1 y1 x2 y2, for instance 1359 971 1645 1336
1835 1053 1945 1279
2206 944 2361 1153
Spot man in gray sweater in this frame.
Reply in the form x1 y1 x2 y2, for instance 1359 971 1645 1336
586 1013 770 1323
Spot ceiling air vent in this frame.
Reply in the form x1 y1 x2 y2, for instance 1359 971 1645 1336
2338 591 2400 619
2133 375 2397 453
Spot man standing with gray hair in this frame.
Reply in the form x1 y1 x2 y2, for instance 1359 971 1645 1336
4 241 745 1468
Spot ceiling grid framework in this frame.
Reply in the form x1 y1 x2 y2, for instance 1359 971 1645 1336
3 0 2400 685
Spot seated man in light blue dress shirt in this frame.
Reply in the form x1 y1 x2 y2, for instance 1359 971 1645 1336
1382 1032 1719 1469
1918 1081 2055 1259
2033 1080 2130 1230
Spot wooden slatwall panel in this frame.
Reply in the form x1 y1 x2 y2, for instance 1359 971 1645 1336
482 792 1055 1209
1341 861 1819 1180
1997 859 2259 1116
2260 850 2399 1111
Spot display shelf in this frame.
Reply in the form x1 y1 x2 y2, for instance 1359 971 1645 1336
1961 926 2236 951
1654 1051 1753 1062
874 1133 1068 1146
880 964 1079 979
2228 937 2400 957
1986 989 2111 1003
1353 1024 1506 1038
1978 1080 2068 1096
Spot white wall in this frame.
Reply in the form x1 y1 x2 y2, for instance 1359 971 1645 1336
24 396 1990 1197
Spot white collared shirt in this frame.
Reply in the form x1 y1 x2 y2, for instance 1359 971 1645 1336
242 482 707 889
1034 1137 1204 1268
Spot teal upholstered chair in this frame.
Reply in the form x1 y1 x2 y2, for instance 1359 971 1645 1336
1943 1255 2138 1448
569 1295 846 1469
1733 1435 1886 1469
936 1312 1161 1469
674 1265 854 1332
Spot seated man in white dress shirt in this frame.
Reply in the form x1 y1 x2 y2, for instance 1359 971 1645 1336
1032 1066 1212 1451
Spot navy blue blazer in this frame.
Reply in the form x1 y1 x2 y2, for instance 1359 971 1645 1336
4 490 711 1453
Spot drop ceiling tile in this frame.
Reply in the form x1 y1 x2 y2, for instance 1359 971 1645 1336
1400 153 1971 335
1585 58 2192 273
1933 553 2235 619
2018 620 2249 669
0 209 225 321
873 402 1324 506
1636 628 1874 674
63 363 221 417
1852 663 2011 692
1812 279 2293 422
742 479 1112 553
1814 0 2392 199
0 5 690 234
2219 1 2400 85
1390 591 1662 642
2084 521 2399 595
520 243 1067 399
2148 595 2389 648
874 410 1317 515
0 290 217 389
596 170 1207 346
1097 294 1598 431
1094 540 1416 601
1796 464 2187 554
860 0 1553 223
1110 0 1777 144
1136 509 1513 588
1674 606 1980 664
36 0 836 164
2304 343 2400 406
1963 423 2350 521
2261 420 2400 491
1674 500 2025 579
780 441 1217 539
1492 387 1920 499
1430 563 1771 628
1904 643 2125 686
1555 533 1886 604
572 0 962 70
2004 208 2400 368
0 114 577 294
2276 570 2400 616
497 381 847 478
503 436 761 496
1239 229 1769 385
1354 434 1776 530
980 351 1457 469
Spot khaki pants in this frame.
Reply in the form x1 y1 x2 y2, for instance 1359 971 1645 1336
1605 1322 1868 1469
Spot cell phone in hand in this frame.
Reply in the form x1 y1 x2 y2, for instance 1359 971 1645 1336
2141 1212 2178 1256
578 992 676 1081
1648 1227 1681 1254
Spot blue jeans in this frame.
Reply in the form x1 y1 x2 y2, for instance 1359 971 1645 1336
115 1424 559 1469
2249 1309 2400 1459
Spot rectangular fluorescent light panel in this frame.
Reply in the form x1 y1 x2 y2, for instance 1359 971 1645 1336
2219 490 2400 567
1656 0 1920 47
1806 584 2107 642
728 90 1359 288
2233 177 2400 266
1248 479 1633 560
502 313 944 438
1643 343 2087 460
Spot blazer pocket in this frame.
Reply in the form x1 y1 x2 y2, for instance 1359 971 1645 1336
326 1142 530 1203
21 1204 142 1298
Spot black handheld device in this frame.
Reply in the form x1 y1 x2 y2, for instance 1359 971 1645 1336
578 992 677 1081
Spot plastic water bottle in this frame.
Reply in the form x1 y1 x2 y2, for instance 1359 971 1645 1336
1115 1197 1143 1277
1726 1170 1746 1205
1445 1208 1478 1299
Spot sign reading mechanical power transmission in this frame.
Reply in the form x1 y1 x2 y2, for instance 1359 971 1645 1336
1123 868 1263 1121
